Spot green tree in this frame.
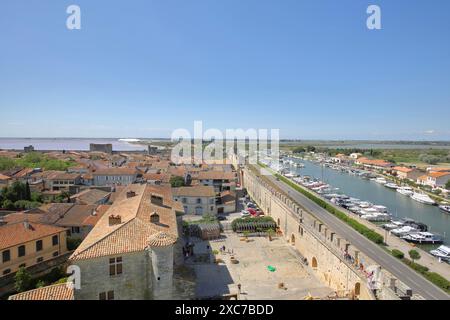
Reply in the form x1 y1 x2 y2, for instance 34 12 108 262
409 250 421 263
170 176 185 188
14 267 33 293
445 180 450 190
56 191 71 203
292 147 306 154
35 280 46 288
25 182 31 201
2 199 15 210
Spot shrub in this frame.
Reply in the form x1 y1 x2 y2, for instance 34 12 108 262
425 273 450 292
14 267 33 293
391 249 404 259
67 238 83 251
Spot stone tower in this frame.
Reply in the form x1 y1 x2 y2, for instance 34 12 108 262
147 232 177 300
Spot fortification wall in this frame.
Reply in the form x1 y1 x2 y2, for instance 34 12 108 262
242 167 406 300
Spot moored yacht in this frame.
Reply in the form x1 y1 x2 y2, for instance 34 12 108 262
397 186 414 196
401 232 443 244
372 177 387 184
410 192 436 205
384 182 399 189
439 205 450 214
430 245 450 261
391 226 418 237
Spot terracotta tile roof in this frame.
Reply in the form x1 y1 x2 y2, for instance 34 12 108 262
70 185 178 261
38 203 74 224
13 168 35 178
48 173 81 180
147 231 177 247
8 283 74 300
55 205 98 227
2 212 46 224
393 166 414 173
0 173 11 181
428 172 450 178
357 158 393 167
92 168 138 176
172 185 216 197
82 205 111 226
198 171 236 180
429 167 450 172
417 175 428 181
143 172 170 181
0 222 67 250
70 189 111 205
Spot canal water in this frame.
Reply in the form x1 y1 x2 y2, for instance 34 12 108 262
289 159 450 245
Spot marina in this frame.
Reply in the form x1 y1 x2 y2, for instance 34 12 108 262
277 157 450 249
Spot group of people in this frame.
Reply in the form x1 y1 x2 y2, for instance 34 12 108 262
219 245 234 255
182 242 195 259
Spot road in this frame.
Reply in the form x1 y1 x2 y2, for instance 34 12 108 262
264 173 450 300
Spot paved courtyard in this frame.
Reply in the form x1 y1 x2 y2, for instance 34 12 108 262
189 231 333 300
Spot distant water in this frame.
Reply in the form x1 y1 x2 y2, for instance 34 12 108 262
0 138 147 151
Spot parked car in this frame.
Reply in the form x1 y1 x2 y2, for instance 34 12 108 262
246 202 256 209
217 216 227 221
241 210 250 217
247 208 257 216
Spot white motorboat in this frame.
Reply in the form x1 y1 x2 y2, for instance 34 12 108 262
391 226 418 237
382 220 405 231
439 205 450 214
373 177 387 184
397 186 414 196
401 232 443 244
359 201 373 209
410 192 436 205
361 213 391 222
430 245 450 261
384 182 399 189
373 205 388 213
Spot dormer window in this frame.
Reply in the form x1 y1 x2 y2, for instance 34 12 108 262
151 194 164 206
150 212 160 224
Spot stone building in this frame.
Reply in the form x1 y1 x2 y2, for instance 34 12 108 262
68 184 181 300
89 143 113 154
0 222 68 277
172 185 217 216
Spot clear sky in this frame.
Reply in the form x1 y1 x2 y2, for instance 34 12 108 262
1 0 449 140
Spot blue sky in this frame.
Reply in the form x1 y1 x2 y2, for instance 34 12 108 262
1 0 449 140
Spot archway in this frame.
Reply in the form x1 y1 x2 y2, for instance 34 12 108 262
291 234 295 245
312 257 318 269
354 282 361 296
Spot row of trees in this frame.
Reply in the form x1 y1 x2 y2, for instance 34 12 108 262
0 152 74 171
0 181 42 210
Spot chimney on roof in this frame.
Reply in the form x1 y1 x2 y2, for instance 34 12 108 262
23 220 31 229
126 191 136 198
108 215 122 226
